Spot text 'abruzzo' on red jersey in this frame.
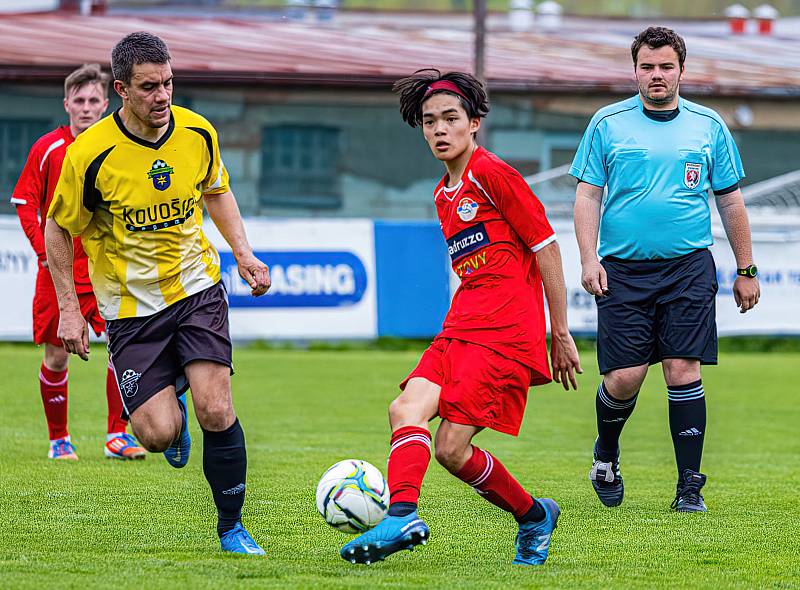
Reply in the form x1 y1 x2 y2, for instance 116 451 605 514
436 146 556 385
11 126 93 293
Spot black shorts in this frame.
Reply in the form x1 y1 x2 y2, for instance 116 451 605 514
107 282 233 415
596 248 718 374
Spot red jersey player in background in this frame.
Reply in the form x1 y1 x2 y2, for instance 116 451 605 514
340 70 582 566
11 64 145 461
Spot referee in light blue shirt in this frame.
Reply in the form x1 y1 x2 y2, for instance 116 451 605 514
570 26 760 513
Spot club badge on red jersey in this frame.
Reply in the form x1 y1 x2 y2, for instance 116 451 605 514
684 162 702 190
457 197 478 222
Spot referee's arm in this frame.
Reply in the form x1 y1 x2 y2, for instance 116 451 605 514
715 188 760 313
574 181 608 297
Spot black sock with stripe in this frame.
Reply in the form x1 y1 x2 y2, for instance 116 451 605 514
595 381 638 461
668 380 706 476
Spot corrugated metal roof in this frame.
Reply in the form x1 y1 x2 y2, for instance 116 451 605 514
1 12 798 96
744 169 800 208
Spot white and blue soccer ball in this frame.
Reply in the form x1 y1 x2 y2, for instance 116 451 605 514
315 459 389 533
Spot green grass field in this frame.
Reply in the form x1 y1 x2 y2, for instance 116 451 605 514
1 343 798 589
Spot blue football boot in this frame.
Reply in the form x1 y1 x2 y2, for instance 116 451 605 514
220 522 266 556
513 498 560 566
48 437 78 460
164 393 191 468
340 512 429 565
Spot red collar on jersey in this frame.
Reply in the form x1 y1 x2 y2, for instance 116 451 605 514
424 80 468 101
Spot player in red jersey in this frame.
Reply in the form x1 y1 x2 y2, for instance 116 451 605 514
340 70 582 566
11 64 145 461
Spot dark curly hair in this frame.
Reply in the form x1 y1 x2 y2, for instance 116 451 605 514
631 27 686 70
392 69 489 128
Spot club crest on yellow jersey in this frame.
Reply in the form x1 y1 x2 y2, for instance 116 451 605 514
148 159 174 191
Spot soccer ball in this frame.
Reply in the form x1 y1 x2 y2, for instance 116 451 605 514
315 459 389 533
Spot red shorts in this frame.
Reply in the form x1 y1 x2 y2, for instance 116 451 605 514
400 338 532 436
33 268 104 346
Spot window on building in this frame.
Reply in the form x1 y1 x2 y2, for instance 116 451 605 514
548 146 578 169
0 119 52 204
541 134 581 171
260 125 341 209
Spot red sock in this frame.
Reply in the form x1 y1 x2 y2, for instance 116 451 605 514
106 363 128 434
387 426 432 505
455 446 534 518
39 363 69 441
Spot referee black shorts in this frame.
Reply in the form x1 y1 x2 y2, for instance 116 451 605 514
596 248 718 374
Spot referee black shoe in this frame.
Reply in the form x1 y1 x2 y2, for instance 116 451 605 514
589 439 624 507
671 469 707 513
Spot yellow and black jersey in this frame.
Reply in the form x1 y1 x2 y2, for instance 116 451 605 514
48 105 229 320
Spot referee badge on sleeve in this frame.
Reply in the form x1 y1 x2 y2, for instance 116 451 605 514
684 162 702 189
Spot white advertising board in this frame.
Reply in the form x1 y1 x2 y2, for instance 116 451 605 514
0 217 38 340
552 219 800 336
203 218 378 339
710 223 800 335
0 216 377 341
1 214 798 340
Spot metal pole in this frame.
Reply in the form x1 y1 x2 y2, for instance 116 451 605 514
474 0 486 81
473 0 488 146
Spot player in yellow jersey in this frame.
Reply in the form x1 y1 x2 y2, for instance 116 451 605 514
45 32 270 555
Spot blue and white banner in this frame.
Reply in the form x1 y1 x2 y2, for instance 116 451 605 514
219 250 368 309
203 218 377 339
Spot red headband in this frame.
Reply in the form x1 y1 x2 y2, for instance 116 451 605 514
424 80 468 101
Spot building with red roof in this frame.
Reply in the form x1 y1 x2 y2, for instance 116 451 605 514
1 7 798 217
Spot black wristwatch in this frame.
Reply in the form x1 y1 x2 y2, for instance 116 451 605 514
737 264 758 278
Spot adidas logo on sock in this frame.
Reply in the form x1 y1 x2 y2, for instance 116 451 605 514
679 428 703 436
47 395 66 404
222 483 246 495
